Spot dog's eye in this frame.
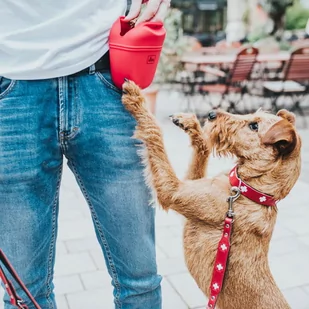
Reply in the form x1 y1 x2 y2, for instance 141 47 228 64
249 122 259 132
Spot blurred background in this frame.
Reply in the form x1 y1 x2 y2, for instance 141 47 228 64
170 0 309 48
144 0 309 128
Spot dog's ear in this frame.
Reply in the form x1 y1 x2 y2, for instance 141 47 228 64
262 119 298 156
276 109 296 125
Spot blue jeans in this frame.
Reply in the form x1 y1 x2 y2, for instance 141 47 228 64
0 70 162 309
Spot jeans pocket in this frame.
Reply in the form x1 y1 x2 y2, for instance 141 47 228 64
95 71 122 95
0 77 16 100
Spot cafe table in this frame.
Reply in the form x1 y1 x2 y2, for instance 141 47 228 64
180 51 290 66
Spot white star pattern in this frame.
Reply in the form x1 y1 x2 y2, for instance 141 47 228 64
220 244 227 251
259 196 266 202
213 283 220 290
216 264 224 271
240 185 247 192
230 171 234 177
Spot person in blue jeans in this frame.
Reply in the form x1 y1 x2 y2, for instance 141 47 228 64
0 0 170 308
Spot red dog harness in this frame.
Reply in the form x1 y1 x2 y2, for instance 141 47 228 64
207 165 277 309
0 250 41 309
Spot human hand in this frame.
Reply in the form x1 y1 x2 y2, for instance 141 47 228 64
124 0 171 26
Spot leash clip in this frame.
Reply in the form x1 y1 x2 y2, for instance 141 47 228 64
17 299 27 309
226 186 240 218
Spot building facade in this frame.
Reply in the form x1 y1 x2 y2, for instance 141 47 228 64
171 0 227 45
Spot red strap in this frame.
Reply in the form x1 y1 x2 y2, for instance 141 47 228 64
206 165 276 309
207 216 233 309
0 265 28 308
229 165 277 207
0 250 41 309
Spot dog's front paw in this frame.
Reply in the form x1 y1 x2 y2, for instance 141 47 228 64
122 80 145 114
170 113 199 133
171 113 208 152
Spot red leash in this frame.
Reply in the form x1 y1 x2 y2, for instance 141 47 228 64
206 187 240 309
0 249 41 309
207 165 276 308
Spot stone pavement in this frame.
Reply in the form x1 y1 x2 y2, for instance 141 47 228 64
1 91 309 309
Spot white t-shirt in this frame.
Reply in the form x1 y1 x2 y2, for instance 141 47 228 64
0 0 127 80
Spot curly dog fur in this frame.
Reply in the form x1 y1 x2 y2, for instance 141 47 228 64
121 80 302 309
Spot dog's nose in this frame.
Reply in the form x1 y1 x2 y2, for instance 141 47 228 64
207 110 217 121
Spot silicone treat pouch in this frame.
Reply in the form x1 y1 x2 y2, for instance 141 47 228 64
109 16 166 89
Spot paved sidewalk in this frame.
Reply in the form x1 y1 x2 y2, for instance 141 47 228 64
1 91 309 308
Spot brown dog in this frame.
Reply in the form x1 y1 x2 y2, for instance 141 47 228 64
121 80 302 309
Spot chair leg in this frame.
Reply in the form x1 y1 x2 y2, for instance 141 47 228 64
226 93 244 114
270 96 280 113
204 93 214 111
243 93 255 114
187 95 196 113
227 101 237 113
290 98 307 129
215 94 224 109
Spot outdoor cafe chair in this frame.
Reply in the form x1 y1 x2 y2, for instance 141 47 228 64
174 63 222 113
263 46 309 126
198 46 259 113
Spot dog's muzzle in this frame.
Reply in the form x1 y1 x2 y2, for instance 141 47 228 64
207 110 217 121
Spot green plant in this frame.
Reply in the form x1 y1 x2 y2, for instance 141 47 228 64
247 27 270 43
279 39 292 50
285 1 309 30
153 8 193 84
242 7 250 27
258 0 294 37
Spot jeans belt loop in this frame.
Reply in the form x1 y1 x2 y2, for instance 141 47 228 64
89 64 96 75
